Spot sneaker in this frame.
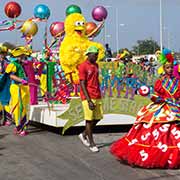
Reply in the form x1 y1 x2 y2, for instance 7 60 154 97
3 120 11 126
19 130 28 137
13 128 20 135
78 133 90 147
89 146 99 153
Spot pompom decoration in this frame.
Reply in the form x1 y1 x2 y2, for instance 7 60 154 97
4 1 21 18
66 5 81 16
85 22 97 35
34 4 50 19
50 22 64 37
92 6 108 21
138 85 150 96
21 20 38 36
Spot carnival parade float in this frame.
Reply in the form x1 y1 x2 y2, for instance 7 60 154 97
0 2 169 134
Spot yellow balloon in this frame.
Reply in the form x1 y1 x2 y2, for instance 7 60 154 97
21 20 38 36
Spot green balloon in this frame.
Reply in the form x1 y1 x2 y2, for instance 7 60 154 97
66 5 82 16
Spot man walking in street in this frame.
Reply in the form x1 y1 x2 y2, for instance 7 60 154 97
78 46 103 153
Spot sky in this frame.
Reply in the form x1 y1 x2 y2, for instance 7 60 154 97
0 0 180 52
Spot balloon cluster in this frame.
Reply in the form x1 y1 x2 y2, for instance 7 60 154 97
3 2 108 40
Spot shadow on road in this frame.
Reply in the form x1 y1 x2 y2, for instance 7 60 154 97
0 134 8 139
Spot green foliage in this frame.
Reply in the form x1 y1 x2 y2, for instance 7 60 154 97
132 39 160 55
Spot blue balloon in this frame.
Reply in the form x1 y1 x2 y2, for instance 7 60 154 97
34 4 50 19
162 48 171 55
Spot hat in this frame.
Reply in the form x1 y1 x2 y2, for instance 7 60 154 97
85 46 99 55
0 44 8 53
158 48 174 65
11 46 32 57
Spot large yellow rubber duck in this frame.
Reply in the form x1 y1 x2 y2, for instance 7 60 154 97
59 13 105 84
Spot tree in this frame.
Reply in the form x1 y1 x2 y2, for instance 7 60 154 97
132 38 160 55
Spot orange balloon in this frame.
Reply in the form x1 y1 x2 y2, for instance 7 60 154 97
85 22 97 35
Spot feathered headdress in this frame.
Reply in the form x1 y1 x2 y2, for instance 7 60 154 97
157 48 174 75
158 48 174 65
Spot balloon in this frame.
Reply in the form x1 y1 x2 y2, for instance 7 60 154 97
21 20 38 36
50 22 64 37
85 22 97 35
162 48 171 55
138 85 150 96
92 6 108 21
66 5 81 16
4 1 21 18
34 4 50 19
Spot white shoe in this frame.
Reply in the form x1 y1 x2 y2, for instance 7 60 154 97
89 146 99 153
78 133 90 147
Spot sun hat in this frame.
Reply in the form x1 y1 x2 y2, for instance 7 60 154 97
0 44 8 53
11 46 32 57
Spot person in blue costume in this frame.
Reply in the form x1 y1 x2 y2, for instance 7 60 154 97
0 44 12 126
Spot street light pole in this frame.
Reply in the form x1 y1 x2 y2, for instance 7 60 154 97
104 5 112 45
119 23 125 50
116 7 119 54
160 0 163 51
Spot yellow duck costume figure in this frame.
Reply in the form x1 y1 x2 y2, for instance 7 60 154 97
60 13 105 84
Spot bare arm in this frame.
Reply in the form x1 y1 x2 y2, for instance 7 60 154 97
80 80 95 110
10 74 23 83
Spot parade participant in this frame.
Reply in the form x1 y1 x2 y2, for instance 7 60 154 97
5 46 30 136
173 61 180 80
110 51 180 168
78 46 103 153
0 44 12 126
22 54 38 105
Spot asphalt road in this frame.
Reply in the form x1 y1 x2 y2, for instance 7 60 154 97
1 125 180 180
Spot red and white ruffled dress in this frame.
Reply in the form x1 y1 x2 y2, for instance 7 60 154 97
110 76 180 168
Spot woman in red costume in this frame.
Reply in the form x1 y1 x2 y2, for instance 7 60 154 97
110 51 180 168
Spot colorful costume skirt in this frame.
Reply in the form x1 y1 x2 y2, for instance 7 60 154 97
110 102 180 168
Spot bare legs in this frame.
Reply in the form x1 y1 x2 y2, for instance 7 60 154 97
82 120 99 147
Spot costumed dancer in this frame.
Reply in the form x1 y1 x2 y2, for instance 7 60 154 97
173 60 180 80
110 49 180 168
5 46 30 136
0 44 12 126
23 55 38 105
39 49 49 98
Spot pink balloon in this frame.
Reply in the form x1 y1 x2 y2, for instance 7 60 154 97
92 6 107 21
50 22 64 37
